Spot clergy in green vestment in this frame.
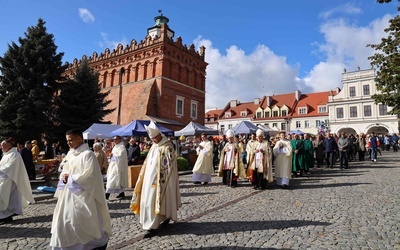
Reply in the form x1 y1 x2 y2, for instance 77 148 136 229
303 134 314 173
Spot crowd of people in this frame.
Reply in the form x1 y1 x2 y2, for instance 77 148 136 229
0 121 182 248
0 124 399 248
187 129 400 191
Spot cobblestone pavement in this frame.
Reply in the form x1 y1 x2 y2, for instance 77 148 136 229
0 151 399 250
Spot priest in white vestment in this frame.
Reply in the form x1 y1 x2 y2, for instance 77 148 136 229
0 140 35 223
106 135 128 200
130 121 181 238
218 129 246 187
192 133 213 185
273 131 293 188
245 133 257 182
50 129 112 250
247 129 273 190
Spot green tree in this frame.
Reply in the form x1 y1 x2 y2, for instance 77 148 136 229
0 18 65 142
368 0 400 116
54 59 114 135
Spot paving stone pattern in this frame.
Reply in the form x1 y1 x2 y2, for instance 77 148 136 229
0 151 399 250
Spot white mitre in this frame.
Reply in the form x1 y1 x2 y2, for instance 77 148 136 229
256 129 264 137
145 121 160 138
226 129 235 138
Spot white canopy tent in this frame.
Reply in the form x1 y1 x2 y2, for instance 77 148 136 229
175 121 219 136
257 125 280 137
83 123 122 140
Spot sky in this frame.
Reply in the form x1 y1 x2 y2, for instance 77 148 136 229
0 0 398 109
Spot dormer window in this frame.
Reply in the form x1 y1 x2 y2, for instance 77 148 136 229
225 113 231 118
240 111 247 117
281 110 287 116
318 106 327 113
298 107 307 114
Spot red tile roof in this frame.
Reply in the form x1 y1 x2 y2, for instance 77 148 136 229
221 101 259 120
292 91 334 118
205 90 336 122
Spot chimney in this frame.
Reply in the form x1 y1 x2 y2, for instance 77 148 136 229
230 100 237 107
295 90 301 101
254 98 260 105
266 96 272 107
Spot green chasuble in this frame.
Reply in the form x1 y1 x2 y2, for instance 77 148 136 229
303 139 314 171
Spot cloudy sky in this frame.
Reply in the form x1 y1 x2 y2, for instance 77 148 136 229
0 0 397 109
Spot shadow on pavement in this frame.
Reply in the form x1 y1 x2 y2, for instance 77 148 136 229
178 247 281 250
155 220 331 237
293 182 372 190
0 225 50 239
181 192 218 197
180 183 223 189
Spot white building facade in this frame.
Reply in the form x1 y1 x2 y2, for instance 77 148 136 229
327 68 399 135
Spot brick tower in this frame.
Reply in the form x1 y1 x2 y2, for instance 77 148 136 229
64 13 208 130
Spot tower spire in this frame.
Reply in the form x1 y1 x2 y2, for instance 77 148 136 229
147 11 175 39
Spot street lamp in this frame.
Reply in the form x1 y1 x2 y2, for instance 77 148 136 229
284 117 292 133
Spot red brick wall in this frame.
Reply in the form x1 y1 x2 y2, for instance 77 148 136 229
64 23 207 131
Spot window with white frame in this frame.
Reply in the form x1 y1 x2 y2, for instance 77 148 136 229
281 123 286 131
363 85 370 95
364 105 372 116
379 104 388 115
273 110 278 117
265 111 270 117
228 124 232 129
349 86 356 97
272 123 278 128
256 112 262 118
225 113 231 118
318 106 327 113
316 120 322 127
281 110 287 116
220 125 225 132
176 95 184 116
296 121 301 128
337 107 344 119
191 100 198 119
304 120 310 128
264 123 269 127
240 111 247 117
298 107 307 114
349 106 357 117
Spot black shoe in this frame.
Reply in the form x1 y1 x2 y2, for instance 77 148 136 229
0 216 13 224
202 182 208 185
116 192 125 199
161 219 170 226
282 184 289 189
144 229 157 238
92 242 108 250
193 181 201 184
253 186 260 190
105 193 110 200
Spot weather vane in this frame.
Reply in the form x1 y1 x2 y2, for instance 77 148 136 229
158 10 163 16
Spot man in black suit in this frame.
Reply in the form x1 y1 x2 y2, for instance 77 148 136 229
20 141 36 180
44 140 54 159
127 138 141 166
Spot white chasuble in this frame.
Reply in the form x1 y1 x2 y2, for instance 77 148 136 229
130 136 181 230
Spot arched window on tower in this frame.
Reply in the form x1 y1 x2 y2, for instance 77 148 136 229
103 72 108 88
119 68 125 85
